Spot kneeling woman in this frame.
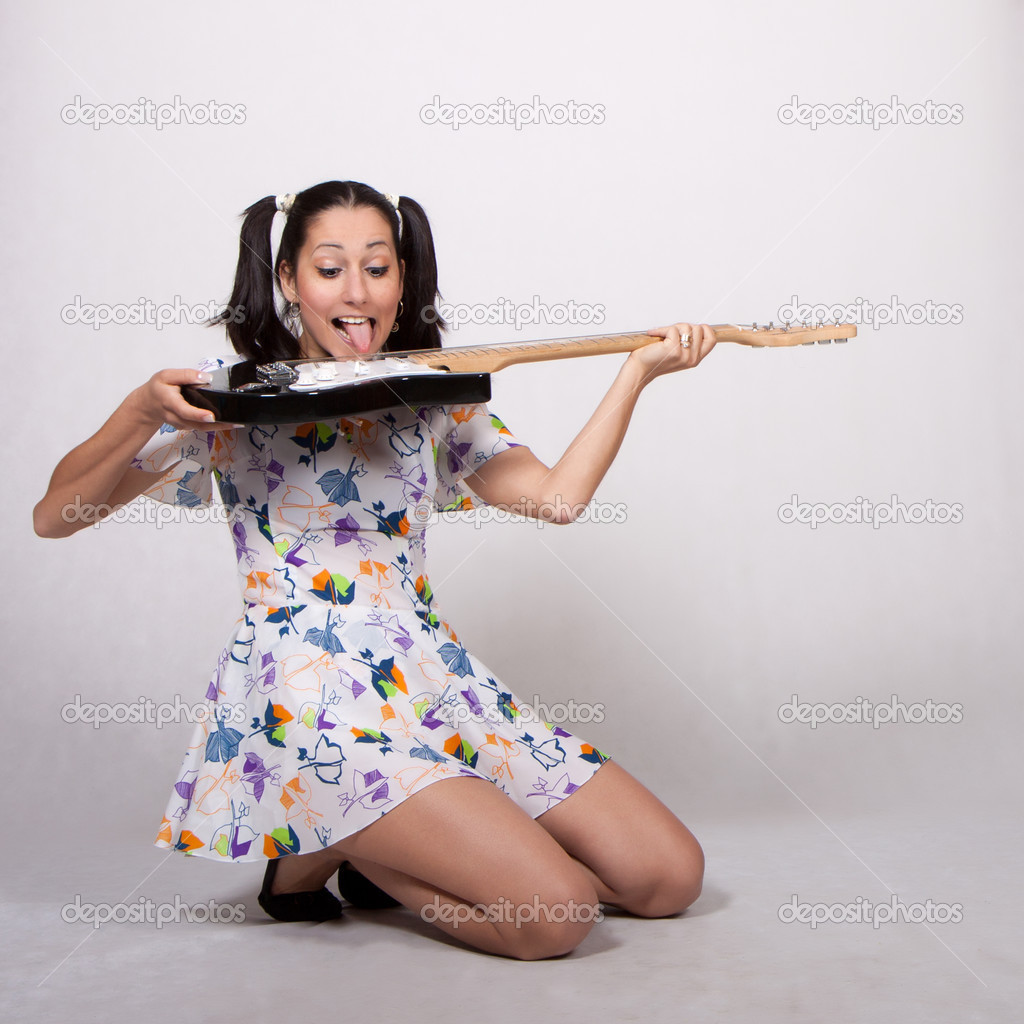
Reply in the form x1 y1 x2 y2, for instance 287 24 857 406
33 180 714 960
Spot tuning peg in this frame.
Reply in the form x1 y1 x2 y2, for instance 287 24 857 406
817 338 832 344
783 321 791 331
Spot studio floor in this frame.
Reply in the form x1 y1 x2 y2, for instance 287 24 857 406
4 804 1018 1023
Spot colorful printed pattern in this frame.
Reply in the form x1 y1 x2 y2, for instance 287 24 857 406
136 355 610 862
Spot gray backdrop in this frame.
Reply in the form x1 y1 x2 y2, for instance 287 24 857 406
4 0 1021 1021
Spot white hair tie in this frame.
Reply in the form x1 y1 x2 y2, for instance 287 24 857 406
275 193 296 215
383 192 404 239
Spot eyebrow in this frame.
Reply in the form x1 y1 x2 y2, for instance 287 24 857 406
312 240 389 252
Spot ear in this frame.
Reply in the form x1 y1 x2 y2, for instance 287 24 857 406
278 261 297 303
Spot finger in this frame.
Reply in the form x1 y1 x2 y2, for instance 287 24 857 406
675 322 693 349
643 322 696 376
696 323 717 362
155 368 222 424
668 323 693 370
155 366 215 387
165 391 218 426
685 331 699 365
647 323 686 343
639 327 673 370
199 418 244 432
167 415 241 432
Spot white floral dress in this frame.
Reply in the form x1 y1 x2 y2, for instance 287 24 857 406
134 355 610 862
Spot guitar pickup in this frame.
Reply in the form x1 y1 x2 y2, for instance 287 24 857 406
255 361 300 386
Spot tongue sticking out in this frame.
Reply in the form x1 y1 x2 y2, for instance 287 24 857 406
337 318 374 353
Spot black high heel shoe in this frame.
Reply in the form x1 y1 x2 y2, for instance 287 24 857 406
337 860 401 909
258 856 344 922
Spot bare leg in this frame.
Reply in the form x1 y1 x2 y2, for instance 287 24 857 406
533 759 704 917
267 760 701 954
270 774 602 960
334 761 703 918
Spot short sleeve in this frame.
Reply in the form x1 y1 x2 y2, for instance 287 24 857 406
433 403 524 512
131 354 241 509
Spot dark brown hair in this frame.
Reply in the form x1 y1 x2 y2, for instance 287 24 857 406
209 180 447 361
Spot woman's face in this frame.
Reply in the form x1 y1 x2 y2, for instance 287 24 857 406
279 204 404 360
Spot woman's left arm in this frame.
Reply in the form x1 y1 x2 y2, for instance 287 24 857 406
463 322 717 523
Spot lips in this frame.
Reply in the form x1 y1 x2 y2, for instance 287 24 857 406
331 316 376 353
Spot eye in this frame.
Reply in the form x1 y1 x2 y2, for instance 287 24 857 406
367 265 389 278
316 267 341 279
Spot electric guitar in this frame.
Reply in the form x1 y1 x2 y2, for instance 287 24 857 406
182 320 856 425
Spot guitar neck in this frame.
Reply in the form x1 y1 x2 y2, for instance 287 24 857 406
395 323 855 374
184 321 856 425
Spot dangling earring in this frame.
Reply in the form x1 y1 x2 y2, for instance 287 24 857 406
285 300 301 335
390 299 404 334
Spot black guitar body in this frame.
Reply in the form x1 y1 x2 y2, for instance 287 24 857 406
181 360 492 425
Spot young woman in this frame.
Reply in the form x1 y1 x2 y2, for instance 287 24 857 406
34 180 715 960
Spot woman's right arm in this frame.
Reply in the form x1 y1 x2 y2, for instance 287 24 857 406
33 367 230 539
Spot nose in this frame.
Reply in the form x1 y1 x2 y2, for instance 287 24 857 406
336 266 369 306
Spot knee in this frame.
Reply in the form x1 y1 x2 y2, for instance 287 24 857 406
500 878 602 961
504 916 597 961
621 835 705 918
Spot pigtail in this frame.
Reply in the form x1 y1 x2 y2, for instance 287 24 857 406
386 195 447 354
208 196 300 362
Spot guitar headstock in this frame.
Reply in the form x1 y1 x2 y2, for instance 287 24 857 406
718 321 858 347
